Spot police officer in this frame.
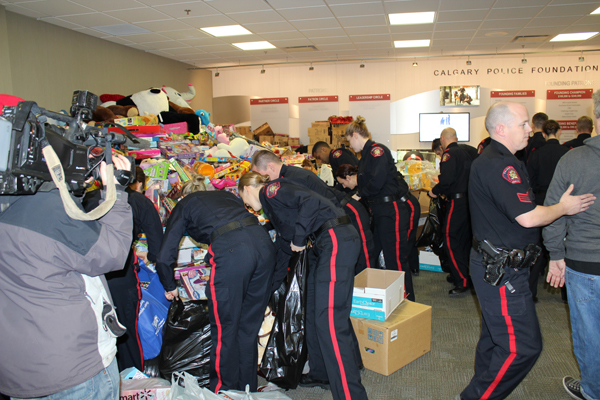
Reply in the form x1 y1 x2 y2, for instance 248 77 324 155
429 128 472 296
155 175 276 393
312 141 359 175
519 112 548 163
476 136 492 155
563 115 594 149
345 116 418 301
239 173 368 400
459 102 595 400
432 138 477 161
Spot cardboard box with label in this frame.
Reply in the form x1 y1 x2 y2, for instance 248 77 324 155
419 250 443 273
351 301 432 376
351 269 404 321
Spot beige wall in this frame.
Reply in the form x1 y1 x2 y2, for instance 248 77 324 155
1 9 212 114
212 95 252 126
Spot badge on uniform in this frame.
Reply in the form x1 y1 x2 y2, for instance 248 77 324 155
502 166 521 184
332 150 342 158
266 182 280 198
442 153 450 162
371 146 384 157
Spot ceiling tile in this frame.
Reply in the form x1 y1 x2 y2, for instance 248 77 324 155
206 0 271 14
434 21 482 31
337 15 388 27
350 33 391 43
474 19 528 29
267 0 325 8
516 26 564 36
345 26 390 35
433 30 477 39
539 3 600 17
487 7 543 20
310 36 353 45
291 18 341 30
60 13 126 27
102 36 135 46
439 0 495 11
475 28 520 38
427 46 468 53
126 43 154 51
437 9 490 22
329 2 385 17
196 44 239 52
563 24 600 34
391 32 433 40
550 0 600 4
216 34 263 44
119 32 172 43
494 0 550 6
163 47 200 56
573 15 600 25
135 19 192 32
73 27 112 38
155 29 206 40
180 37 227 46
16 0 94 16
4 4 52 18
152 2 222 18
390 23 438 34
278 6 334 20
469 36 514 45
40 17 85 30
354 41 393 49
383 0 441 14
227 10 285 24
105 8 171 23
317 43 358 50
244 21 298 34
180 15 237 28
302 28 348 38
147 40 191 49
71 0 144 12
525 16 580 27
325 0 381 4
430 38 472 47
269 38 314 47
259 31 307 40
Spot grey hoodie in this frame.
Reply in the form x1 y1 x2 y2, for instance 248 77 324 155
543 135 600 269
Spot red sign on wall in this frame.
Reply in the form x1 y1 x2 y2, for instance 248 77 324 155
349 94 390 101
298 96 338 103
491 90 535 97
547 89 593 100
250 97 289 105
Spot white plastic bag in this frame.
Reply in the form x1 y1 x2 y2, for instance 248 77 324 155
219 385 292 400
170 372 222 400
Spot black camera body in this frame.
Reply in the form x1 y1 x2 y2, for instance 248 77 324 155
0 91 134 196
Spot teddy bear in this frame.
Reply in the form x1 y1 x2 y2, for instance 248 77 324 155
216 137 249 158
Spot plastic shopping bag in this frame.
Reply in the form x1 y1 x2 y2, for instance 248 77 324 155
170 372 222 400
138 286 169 360
160 299 212 387
219 384 292 400
259 250 308 390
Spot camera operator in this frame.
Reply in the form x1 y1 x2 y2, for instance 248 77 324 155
0 155 133 400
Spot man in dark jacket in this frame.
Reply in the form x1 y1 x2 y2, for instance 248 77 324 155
563 115 594 149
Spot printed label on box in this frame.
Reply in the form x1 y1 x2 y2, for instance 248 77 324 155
350 307 385 321
368 327 384 344
391 328 398 342
352 296 384 309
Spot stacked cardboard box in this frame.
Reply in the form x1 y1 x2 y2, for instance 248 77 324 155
236 126 253 140
273 133 289 146
254 122 274 143
308 121 330 145
331 123 350 148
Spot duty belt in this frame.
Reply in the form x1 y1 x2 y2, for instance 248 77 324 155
210 216 259 242
313 215 351 238
368 194 408 204
449 192 466 199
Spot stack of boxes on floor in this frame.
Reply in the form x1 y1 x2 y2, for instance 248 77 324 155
307 120 330 154
307 119 352 154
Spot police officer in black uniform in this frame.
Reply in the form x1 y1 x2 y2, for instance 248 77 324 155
312 141 359 177
432 138 477 161
155 176 276 393
563 115 594 149
429 128 472 296
83 167 164 372
460 102 594 400
476 136 492 155
518 112 548 163
239 173 368 400
345 116 418 301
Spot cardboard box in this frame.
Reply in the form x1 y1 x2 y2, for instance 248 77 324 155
419 250 443 272
351 301 432 376
289 137 300 146
309 134 330 144
308 127 328 137
312 121 330 128
273 133 289 146
253 122 274 137
351 269 404 321
258 135 274 144
236 126 253 139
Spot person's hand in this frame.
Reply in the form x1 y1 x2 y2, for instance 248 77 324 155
547 259 566 288
352 194 361 201
165 289 179 301
428 190 437 198
559 184 595 215
137 251 149 266
291 243 306 252
99 154 132 186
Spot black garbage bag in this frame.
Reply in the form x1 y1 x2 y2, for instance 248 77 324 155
159 299 211 387
416 196 445 253
259 250 308 390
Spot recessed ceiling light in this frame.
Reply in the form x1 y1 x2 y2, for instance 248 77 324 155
394 39 430 48
233 41 276 50
550 32 599 42
485 31 508 37
389 11 435 25
591 6 600 14
200 25 251 37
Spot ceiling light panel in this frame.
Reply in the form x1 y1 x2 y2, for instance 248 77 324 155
233 41 276 50
394 39 431 48
550 32 599 41
592 6 600 14
201 25 252 37
389 12 435 25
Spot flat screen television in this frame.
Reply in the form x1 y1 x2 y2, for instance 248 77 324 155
440 85 480 106
419 112 470 142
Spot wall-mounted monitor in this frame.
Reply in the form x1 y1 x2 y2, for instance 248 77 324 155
419 112 470 142
440 85 480 106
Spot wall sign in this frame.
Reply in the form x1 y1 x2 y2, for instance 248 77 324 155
349 94 391 145
546 89 594 142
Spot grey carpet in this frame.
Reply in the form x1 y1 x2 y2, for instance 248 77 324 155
265 270 578 400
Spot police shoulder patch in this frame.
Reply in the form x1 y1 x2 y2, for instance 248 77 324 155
371 146 384 157
477 143 484 154
441 153 450 162
332 149 342 159
502 166 521 184
266 182 280 198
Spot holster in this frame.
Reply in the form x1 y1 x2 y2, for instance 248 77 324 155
475 239 541 286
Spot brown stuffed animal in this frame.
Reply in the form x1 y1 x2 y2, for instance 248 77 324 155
92 106 116 123
169 101 196 114
107 104 138 118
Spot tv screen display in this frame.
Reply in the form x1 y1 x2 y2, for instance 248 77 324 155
440 85 480 106
419 112 470 142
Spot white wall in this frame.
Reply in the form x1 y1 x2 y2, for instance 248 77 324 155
212 53 599 149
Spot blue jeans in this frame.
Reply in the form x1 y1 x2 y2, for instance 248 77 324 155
12 358 119 400
566 267 600 400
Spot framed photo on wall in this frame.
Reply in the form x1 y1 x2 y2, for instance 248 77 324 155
440 86 480 106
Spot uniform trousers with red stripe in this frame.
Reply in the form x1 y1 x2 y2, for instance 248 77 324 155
205 225 276 393
461 251 542 400
343 199 376 275
370 199 415 301
443 197 471 288
406 193 421 274
305 224 368 400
